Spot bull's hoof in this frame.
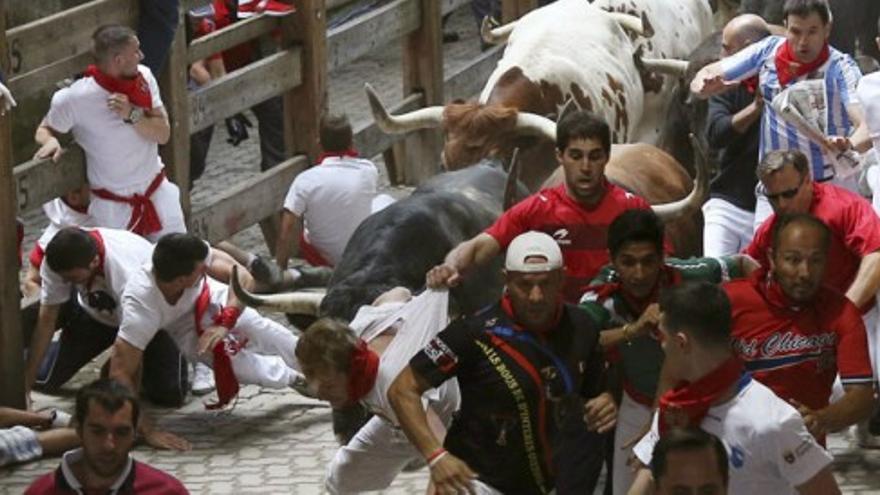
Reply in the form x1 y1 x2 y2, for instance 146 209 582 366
248 255 284 289
292 264 334 289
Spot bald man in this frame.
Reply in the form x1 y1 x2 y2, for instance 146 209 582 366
703 14 771 257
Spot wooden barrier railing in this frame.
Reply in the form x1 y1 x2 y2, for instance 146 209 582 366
0 0 533 407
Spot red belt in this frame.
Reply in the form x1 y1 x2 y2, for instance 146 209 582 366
194 281 244 410
91 170 166 236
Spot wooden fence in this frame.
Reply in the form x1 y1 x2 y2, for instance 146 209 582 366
0 0 536 407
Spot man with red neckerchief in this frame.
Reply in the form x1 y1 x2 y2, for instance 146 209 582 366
34 24 185 243
726 214 874 444
427 110 652 304
292 287 458 494
691 0 871 227
391 231 616 495
628 282 840 495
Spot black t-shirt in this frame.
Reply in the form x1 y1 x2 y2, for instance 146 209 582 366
706 85 761 211
410 302 604 495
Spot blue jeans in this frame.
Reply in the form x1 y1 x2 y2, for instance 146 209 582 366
138 0 180 74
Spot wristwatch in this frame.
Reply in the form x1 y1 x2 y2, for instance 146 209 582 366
124 107 144 125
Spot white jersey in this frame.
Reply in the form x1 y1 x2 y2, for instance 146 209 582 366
353 290 459 424
858 72 880 157
40 228 153 327
633 377 832 495
44 64 164 190
36 198 95 252
282 156 379 265
117 264 213 352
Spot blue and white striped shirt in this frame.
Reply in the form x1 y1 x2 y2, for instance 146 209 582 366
721 36 862 181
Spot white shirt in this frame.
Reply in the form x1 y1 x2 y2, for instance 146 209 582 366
633 378 832 495
40 228 153 327
858 72 880 156
282 156 379 265
36 198 96 252
355 290 459 424
44 64 165 190
117 247 215 352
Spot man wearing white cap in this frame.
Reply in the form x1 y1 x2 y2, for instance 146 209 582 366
389 231 616 495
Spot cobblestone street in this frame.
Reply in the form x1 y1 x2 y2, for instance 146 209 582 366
4 4 880 494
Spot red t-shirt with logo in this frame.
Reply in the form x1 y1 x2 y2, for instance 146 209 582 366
725 271 873 412
745 182 880 303
485 182 651 303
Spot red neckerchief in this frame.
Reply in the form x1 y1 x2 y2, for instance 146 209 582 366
742 76 759 94
91 170 165 236
85 230 106 290
658 357 743 435
347 339 379 405
237 0 295 17
83 65 153 109
774 41 830 88
194 281 241 410
499 293 563 335
317 148 359 165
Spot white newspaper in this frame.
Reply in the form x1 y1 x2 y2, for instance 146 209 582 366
770 79 861 179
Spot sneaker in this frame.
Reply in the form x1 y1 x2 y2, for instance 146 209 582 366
856 421 880 449
248 255 284 289
191 362 216 396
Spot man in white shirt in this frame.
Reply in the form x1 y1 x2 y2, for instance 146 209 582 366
274 114 392 275
627 282 839 495
109 233 305 450
294 288 458 494
856 24 880 213
33 24 185 242
24 227 187 408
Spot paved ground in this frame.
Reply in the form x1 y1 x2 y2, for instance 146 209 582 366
5 3 880 494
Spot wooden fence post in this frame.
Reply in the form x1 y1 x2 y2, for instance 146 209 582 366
282 0 326 162
0 0 26 409
398 0 443 185
159 2 192 218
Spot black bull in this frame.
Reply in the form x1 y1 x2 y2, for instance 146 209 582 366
234 163 529 322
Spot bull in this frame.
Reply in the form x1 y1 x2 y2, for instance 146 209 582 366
231 163 529 321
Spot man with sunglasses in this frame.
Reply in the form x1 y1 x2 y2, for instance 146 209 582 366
744 149 880 443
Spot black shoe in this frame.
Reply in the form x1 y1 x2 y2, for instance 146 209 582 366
869 408 880 436
248 255 284 288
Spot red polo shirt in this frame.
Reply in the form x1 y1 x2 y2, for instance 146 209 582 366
725 271 873 412
745 182 880 303
486 181 651 303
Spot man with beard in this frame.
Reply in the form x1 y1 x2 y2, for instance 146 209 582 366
726 214 874 442
25 378 187 494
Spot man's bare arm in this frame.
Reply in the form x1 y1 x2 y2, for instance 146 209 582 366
426 233 501 288
690 61 739 99
845 251 880 309
796 466 841 495
34 120 63 162
25 304 61 398
627 467 654 495
133 106 170 144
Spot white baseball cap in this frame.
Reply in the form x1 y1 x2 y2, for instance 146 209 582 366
505 231 563 273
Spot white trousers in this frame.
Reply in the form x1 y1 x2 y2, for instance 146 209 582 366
702 198 755 257
613 392 652 495
89 176 187 243
863 301 880 383
184 307 301 389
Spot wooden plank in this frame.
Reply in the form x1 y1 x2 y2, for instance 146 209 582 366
6 0 138 77
189 48 302 133
13 149 87 214
7 52 91 101
0 0 25 409
160 4 192 217
189 156 308 243
326 0 420 72
188 13 286 64
398 0 443 185
352 92 423 160
443 44 503 100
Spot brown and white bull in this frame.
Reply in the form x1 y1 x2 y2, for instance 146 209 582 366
368 0 713 190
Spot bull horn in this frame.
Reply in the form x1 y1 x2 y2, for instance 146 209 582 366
231 265 325 315
557 97 580 124
639 57 689 77
650 133 709 221
607 10 654 38
503 147 521 211
365 83 444 134
480 16 515 45
515 111 557 140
